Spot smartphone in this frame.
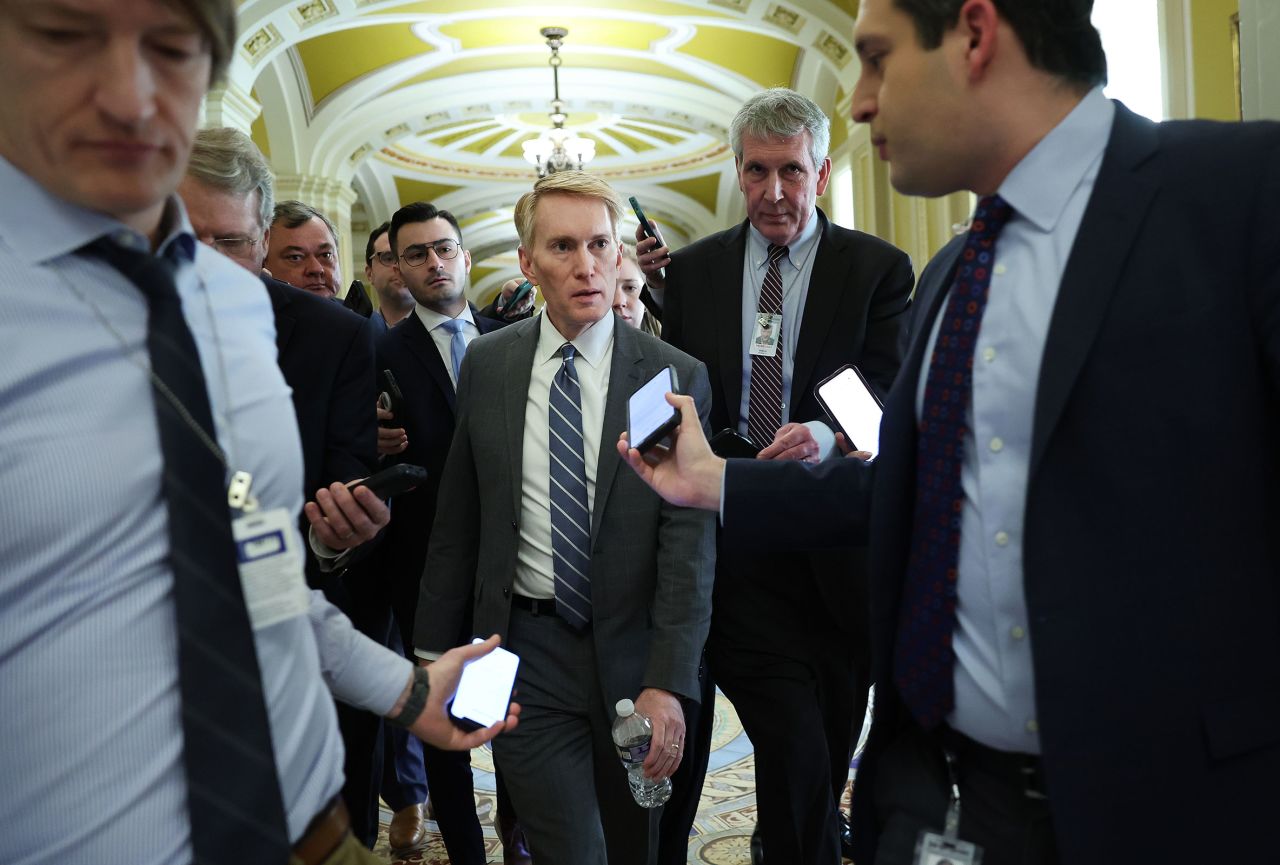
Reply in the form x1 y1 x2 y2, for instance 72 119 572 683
378 368 404 427
499 280 533 316
629 196 664 246
628 365 682 453
449 642 520 731
709 428 761 459
814 364 884 457
346 463 427 499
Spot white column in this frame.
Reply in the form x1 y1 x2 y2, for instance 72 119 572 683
200 81 262 134
1238 0 1280 120
274 174 361 297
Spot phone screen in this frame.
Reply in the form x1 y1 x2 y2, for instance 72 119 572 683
628 366 679 452
817 366 883 457
449 644 520 730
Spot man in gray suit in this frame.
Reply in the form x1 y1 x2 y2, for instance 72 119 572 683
413 171 716 864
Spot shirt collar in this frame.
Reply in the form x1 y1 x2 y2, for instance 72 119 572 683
537 310 615 370
997 87 1115 233
746 207 821 272
0 154 197 266
416 302 476 333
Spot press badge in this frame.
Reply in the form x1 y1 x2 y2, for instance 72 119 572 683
749 312 782 357
231 508 309 629
914 832 981 865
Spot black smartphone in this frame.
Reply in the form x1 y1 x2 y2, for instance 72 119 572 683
814 364 885 457
346 463 427 499
627 365 681 453
629 196 664 246
449 642 520 731
709 429 761 459
378 368 404 427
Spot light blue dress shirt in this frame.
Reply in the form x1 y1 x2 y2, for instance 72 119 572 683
914 88 1115 753
0 156 411 864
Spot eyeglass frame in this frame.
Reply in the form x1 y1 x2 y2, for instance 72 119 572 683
399 239 463 267
209 235 261 256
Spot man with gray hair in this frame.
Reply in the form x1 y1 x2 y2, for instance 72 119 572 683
636 86 914 864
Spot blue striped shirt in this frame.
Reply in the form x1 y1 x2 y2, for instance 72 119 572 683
0 155 411 864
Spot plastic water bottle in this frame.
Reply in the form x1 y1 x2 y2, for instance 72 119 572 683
612 699 672 808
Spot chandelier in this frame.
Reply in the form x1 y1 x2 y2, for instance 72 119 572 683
522 27 596 178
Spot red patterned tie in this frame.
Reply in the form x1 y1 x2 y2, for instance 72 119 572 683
747 244 789 448
893 195 1015 730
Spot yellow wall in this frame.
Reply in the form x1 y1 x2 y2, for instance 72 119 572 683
1190 0 1241 120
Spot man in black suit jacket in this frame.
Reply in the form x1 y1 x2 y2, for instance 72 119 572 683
372 201 508 865
621 2 1280 864
179 128 402 848
636 88 913 865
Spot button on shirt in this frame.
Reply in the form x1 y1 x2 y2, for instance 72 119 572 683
914 88 1115 753
737 212 821 434
0 155 412 865
415 303 480 390
514 314 615 599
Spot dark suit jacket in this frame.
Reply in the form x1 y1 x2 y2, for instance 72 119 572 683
373 309 505 642
414 315 717 706
724 104 1280 864
261 276 377 587
663 209 913 650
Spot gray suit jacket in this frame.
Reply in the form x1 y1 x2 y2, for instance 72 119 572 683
414 313 716 705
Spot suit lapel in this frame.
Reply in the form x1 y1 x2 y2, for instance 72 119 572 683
402 313 457 412
1029 104 1159 477
791 210 843 407
504 318 538 520
591 317 642 547
713 224 749 425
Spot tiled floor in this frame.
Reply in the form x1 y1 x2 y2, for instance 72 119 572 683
373 689 791 864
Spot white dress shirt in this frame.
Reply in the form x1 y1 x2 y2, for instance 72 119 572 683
415 303 479 390
513 313 616 599
915 88 1116 753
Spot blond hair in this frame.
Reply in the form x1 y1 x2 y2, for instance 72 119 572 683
514 172 624 248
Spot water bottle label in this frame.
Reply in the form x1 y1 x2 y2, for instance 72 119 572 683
615 741 650 764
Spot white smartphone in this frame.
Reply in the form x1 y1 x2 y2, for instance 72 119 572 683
448 642 520 731
814 364 884 457
627 365 681 453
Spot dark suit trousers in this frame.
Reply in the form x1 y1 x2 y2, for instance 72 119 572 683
708 632 860 865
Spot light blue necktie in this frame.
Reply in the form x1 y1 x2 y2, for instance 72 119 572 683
548 343 592 629
438 317 468 384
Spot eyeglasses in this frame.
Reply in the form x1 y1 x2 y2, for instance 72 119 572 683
400 239 461 267
372 251 397 267
210 235 259 257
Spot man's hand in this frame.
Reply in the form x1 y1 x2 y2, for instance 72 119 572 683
494 277 538 319
757 422 821 462
304 481 390 550
405 635 521 749
616 393 725 512
635 688 685 780
377 405 408 455
634 222 669 294
834 432 873 461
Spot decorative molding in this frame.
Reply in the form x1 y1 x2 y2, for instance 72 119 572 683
384 122 412 139
349 143 373 165
291 0 337 29
765 5 806 35
201 80 263 134
814 31 851 69
708 0 750 11
241 24 283 66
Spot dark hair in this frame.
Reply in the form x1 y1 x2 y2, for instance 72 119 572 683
365 221 391 264
171 0 237 85
272 200 338 244
893 0 1106 88
388 202 464 255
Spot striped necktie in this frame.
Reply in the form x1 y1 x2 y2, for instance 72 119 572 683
747 243 789 448
893 195 1015 730
548 343 593 629
85 236 290 864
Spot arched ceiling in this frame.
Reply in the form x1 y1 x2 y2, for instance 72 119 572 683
229 0 861 300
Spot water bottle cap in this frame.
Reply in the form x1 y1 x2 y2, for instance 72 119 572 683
615 699 635 717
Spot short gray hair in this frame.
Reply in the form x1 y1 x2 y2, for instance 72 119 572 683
272 200 338 245
729 88 830 171
187 127 275 230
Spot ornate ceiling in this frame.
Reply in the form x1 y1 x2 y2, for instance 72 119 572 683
227 0 862 300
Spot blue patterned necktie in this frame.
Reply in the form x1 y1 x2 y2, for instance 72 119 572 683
548 343 592 629
85 236 289 864
438 317 468 384
893 196 1015 730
